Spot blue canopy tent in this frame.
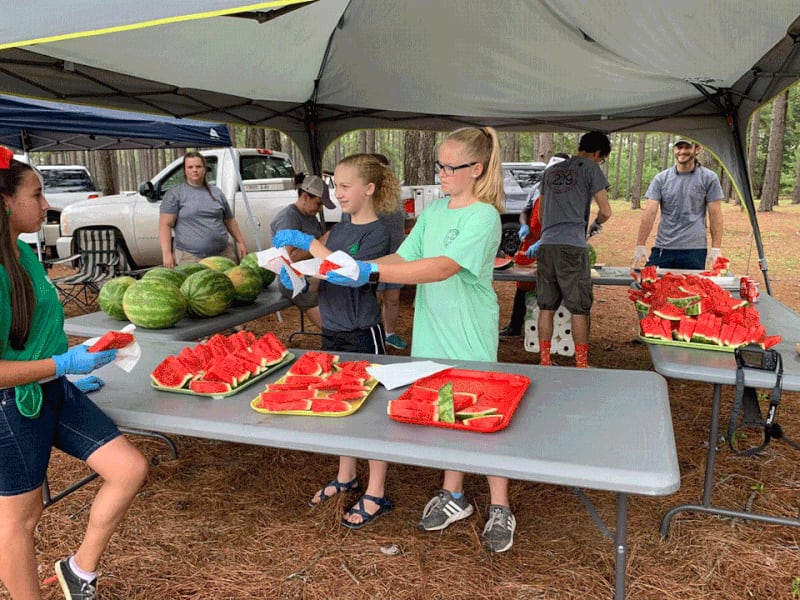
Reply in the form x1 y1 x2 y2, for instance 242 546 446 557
0 94 231 152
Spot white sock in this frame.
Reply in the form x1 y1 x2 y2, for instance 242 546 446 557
69 556 97 582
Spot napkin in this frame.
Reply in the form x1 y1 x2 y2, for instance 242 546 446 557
366 361 452 390
255 247 307 297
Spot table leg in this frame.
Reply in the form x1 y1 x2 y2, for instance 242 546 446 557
614 492 628 600
661 383 800 536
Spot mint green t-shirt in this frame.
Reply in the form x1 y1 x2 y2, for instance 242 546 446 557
397 198 500 362
0 240 68 417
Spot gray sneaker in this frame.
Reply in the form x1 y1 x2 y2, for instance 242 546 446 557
418 489 474 531
55 559 97 600
481 505 516 553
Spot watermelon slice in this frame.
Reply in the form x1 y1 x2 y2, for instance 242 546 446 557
151 355 193 389
337 360 372 380
258 389 318 404
326 391 368 403
189 380 232 394
177 346 204 372
453 392 478 412
387 400 439 422
319 259 342 276
462 414 504 431
288 353 323 376
493 256 513 270
257 399 313 412
88 330 135 352
310 399 352 413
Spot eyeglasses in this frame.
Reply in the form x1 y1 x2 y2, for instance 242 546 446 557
435 160 478 176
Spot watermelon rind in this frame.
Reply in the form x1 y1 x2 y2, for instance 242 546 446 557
151 356 193 389
98 276 136 320
225 265 263 303
462 414 504 430
199 255 237 272
455 405 498 419
123 279 187 329
437 382 455 424
180 269 236 318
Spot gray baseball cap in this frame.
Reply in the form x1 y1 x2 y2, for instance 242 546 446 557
298 174 335 209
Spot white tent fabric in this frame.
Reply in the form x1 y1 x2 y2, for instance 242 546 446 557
0 1 798 287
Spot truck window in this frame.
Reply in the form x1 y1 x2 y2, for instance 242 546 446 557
239 155 294 180
40 169 98 193
158 157 219 197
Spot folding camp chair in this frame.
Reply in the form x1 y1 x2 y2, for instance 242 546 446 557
49 227 132 313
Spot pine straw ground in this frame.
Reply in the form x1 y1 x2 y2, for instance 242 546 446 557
16 202 800 599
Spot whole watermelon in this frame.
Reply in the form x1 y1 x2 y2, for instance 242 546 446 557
123 280 187 328
98 276 136 320
199 255 237 272
180 269 236 317
173 262 208 277
142 266 187 288
587 243 597 268
225 265 263 303
240 252 276 288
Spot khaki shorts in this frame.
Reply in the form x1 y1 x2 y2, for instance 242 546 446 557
174 241 239 266
535 244 593 315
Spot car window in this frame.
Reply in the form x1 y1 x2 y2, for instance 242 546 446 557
239 155 294 180
504 166 543 194
159 157 219 197
40 169 97 193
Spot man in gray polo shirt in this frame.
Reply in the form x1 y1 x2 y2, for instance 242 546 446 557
633 138 724 270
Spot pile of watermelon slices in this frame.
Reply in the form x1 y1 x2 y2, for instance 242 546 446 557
388 381 504 432
630 266 781 350
151 331 289 395
252 352 376 415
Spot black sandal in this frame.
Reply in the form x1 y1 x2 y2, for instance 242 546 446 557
341 494 394 529
308 477 360 507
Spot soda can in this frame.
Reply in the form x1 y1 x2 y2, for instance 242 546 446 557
748 280 760 303
739 276 751 300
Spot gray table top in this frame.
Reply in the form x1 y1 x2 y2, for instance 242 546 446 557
91 339 680 496
645 293 800 390
493 265 634 286
64 287 292 341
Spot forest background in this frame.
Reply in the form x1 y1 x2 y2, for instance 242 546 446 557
22 82 800 209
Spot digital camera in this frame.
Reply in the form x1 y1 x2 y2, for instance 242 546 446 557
735 343 780 371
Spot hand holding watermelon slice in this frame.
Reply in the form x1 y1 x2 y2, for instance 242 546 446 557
88 330 136 352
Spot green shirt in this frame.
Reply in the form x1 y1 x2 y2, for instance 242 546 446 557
398 198 500 362
0 240 68 417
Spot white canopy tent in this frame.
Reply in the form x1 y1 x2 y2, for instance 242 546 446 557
0 0 797 289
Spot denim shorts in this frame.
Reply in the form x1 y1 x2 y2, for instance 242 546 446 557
0 377 121 496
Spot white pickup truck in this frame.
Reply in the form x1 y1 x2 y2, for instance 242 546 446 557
58 148 340 268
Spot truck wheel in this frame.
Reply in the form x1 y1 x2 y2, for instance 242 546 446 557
499 223 521 257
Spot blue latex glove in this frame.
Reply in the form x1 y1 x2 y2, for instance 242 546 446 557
74 375 105 394
279 266 308 293
518 224 530 241
53 345 117 377
272 229 313 251
326 261 375 288
525 240 542 259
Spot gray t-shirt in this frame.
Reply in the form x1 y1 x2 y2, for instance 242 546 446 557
539 157 608 247
270 204 323 239
160 182 233 257
645 165 724 250
341 209 406 252
318 219 389 332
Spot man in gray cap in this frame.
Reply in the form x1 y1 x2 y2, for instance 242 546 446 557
632 138 725 270
269 173 336 329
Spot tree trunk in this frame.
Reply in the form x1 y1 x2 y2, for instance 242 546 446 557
97 150 118 195
266 129 281 152
720 171 733 203
624 135 634 202
403 131 437 185
792 149 800 205
537 133 553 162
759 90 788 211
630 132 647 209
746 109 760 206
662 137 671 171
366 129 375 155
613 133 623 200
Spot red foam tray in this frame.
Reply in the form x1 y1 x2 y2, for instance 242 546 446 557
388 367 529 433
